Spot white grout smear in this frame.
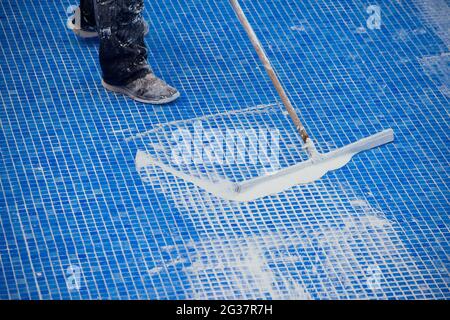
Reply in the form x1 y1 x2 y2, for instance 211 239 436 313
135 150 240 200
184 238 313 300
135 149 354 202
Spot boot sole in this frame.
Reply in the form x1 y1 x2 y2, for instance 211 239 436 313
102 80 180 105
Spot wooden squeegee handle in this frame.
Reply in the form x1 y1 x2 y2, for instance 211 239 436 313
229 0 310 143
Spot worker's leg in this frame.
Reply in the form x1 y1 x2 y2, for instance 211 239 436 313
79 0 96 30
94 0 151 86
94 0 179 104
70 0 149 38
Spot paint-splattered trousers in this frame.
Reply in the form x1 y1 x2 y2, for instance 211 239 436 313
80 0 151 85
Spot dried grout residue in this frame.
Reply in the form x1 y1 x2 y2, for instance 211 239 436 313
419 52 450 98
414 0 450 49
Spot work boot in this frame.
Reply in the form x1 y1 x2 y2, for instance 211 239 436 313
67 6 149 39
102 73 180 105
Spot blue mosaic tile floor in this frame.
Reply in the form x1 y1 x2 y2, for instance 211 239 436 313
0 0 448 299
